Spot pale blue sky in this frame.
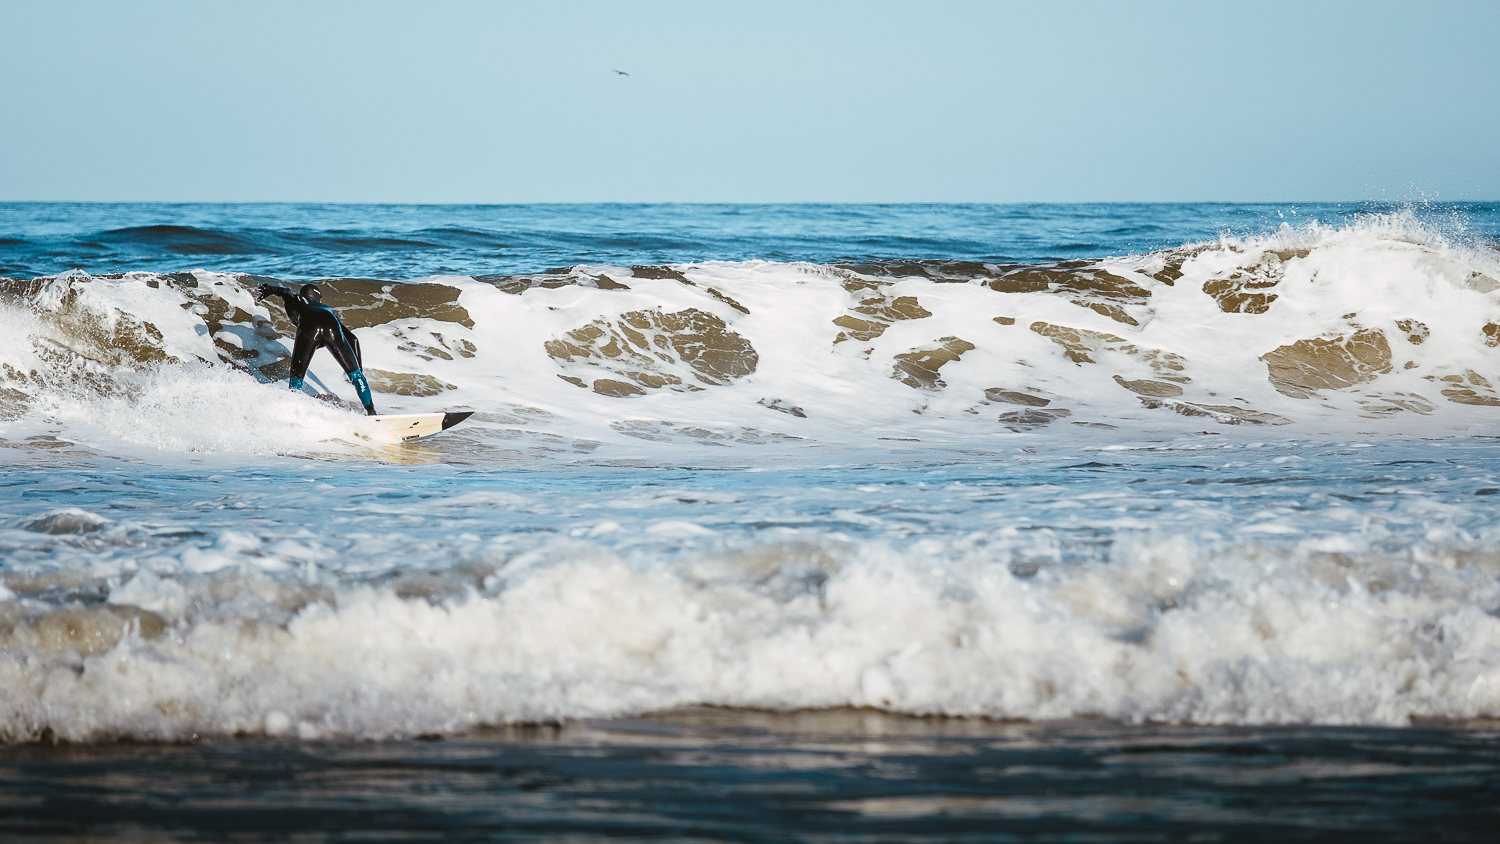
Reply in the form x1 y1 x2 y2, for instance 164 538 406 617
3 0 1496 203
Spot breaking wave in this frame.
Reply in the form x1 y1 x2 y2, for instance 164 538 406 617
4 211 1500 456
3 529 1500 742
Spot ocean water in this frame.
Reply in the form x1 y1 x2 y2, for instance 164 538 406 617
4 202 1500 838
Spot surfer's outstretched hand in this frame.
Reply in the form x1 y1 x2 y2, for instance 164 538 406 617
254 284 272 302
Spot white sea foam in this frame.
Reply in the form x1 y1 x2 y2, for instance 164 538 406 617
0 530 1496 741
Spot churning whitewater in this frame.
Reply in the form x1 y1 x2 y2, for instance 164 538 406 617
5 207 1500 741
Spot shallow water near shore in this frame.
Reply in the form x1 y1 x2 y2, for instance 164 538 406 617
3 708 1498 842
6 431 1500 738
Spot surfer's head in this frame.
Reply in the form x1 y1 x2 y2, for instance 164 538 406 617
299 283 322 303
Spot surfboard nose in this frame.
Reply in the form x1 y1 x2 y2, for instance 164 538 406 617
441 411 474 431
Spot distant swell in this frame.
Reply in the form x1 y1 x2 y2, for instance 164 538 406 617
14 201 1477 280
99 224 274 255
96 225 470 256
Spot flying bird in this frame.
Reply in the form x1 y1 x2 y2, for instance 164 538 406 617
613 69 629 76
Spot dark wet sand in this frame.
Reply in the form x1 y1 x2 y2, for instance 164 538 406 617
1 709 1497 842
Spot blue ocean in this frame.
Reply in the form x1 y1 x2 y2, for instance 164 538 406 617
3 202 1500 839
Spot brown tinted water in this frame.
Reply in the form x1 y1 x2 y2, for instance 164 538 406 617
2 709 1497 842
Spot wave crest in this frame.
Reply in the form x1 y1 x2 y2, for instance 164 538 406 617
3 213 1500 457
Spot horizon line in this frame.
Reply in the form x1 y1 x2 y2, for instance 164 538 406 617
0 199 1487 207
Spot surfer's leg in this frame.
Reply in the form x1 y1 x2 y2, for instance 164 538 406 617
287 329 316 391
349 370 375 416
326 331 376 416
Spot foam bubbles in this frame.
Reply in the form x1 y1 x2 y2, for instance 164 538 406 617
0 532 1497 742
13 361 369 457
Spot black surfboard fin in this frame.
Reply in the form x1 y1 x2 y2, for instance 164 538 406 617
441 411 474 431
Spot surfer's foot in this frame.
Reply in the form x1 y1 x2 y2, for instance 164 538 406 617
364 404 377 416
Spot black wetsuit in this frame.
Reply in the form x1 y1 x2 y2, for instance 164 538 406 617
258 286 376 415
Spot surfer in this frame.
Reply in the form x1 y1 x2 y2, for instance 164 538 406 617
255 283 377 416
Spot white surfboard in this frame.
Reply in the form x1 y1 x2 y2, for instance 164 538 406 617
359 411 474 442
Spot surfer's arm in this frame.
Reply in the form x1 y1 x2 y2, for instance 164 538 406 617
255 285 305 325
